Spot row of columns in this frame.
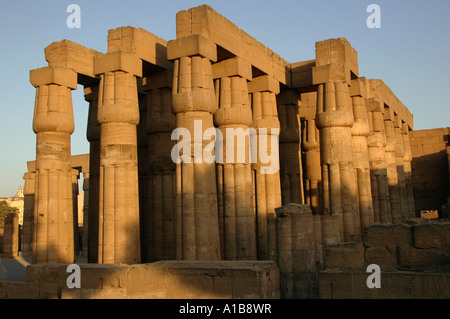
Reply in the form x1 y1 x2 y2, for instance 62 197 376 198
27 35 416 266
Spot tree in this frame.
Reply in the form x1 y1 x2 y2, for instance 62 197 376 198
0 200 19 231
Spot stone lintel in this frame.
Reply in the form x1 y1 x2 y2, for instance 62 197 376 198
247 75 280 94
94 51 142 77
71 154 90 173
176 5 290 86
141 70 173 91
276 89 300 106
30 66 78 89
312 64 350 85
350 77 369 98
369 79 413 130
107 26 173 71
365 98 383 113
291 60 315 88
44 39 102 80
167 34 217 62
383 105 395 122
211 57 252 81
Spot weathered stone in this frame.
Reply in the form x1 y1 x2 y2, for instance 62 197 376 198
363 224 413 248
413 222 450 249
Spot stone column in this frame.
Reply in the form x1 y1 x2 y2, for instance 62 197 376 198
137 86 149 262
142 70 177 261
22 172 35 255
82 172 89 258
394 116 408 221
30 66 76 263
85 86 100 263
277 89 304 206
302 119 322 215
350 79 374 230
366 102 392 224
383 110 401 224
212 57 256 260
315 81 360 241
71 169 80 256
401 122 415 218
168 34 221 260
3 213 19 257
248 75 282 260
94 52 142 264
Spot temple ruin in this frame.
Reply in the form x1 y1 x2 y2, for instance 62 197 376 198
1 5 449 299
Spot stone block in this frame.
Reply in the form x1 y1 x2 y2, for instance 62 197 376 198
315 38 358 77
175 5 291 86
107 26 173 70
364 246 398 268
44 39 102 79
398 246 450 269
363 224 413 248
413 222 450 249
350 77 368 98
30 66 77 89
79 264 128 289
167 34 217 62
312 64 350 85
247 75 280 94
142 70 173 90
276 89 300 106
211 57 252 81
0 281 40 299
93 51 142 77
291 60 314 88
320 270 450 299
323 242 366 270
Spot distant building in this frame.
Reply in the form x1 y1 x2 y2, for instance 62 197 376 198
4 188 24 225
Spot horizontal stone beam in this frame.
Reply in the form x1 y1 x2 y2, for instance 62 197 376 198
176 5 291 86
107 26 173 71
368 79 414 130
44 40 102 80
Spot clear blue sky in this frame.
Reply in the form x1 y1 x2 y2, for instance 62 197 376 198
0 0 449 196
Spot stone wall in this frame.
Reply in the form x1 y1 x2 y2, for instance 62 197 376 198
319 219 450 298
0 261 279 299
410 127 450 217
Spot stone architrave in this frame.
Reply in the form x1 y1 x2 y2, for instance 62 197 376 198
94 51 142 264
30 66 77 264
